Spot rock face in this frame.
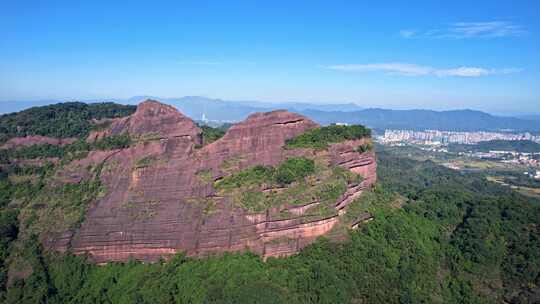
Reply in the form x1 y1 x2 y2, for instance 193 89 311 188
1 135 76 149
87 100 202 143
48 100 376 263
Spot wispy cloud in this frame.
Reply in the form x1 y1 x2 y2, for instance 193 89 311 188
327 63 432 76
176 61 256 66
399 30 417 39
434 67 523 77
326 63 523 77
176 61 225 65
400 21 527 39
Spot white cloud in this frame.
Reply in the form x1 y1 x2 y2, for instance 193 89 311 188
175 61 256 66
327 63 432 76
435 67 491 77
176 61 224 65
326 63 522 77
435 67 524 77
400 21 526 39
450 22 526 38
497 68 525 74
399 30 416 38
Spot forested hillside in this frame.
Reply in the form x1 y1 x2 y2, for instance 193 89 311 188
0 102 136 144
0 147 538 303
449 139 540 153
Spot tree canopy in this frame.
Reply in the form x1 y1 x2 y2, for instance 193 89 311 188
285 125 371 150
0 102 135 144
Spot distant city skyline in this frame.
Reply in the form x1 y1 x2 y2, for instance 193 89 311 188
1 1 539 113
381 129 540 145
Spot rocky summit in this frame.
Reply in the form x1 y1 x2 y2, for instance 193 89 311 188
43 100 376 263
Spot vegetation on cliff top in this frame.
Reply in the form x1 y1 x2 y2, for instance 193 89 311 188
216 157 316 189
285 124 371 150
0 102 136 144
0 133 133 164
215 157 360 213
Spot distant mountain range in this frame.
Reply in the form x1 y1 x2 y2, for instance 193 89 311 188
518 114 540 123
300 108 540 132
120 96 365 122
2 96 540 132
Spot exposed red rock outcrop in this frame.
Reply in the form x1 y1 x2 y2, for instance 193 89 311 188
1 135 76 150
86 100 202 144
46 99 376 263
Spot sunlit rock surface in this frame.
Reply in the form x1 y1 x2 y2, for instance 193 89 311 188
46 100 377 263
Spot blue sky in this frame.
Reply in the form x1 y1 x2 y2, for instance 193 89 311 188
1 0 539 114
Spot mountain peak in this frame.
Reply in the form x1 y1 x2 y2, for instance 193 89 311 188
45 100 376 263
136 99 183 117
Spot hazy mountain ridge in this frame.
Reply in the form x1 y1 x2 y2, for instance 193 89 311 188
518 114 540 122
122 96 364 121
300 108 540 132
2 96 540 132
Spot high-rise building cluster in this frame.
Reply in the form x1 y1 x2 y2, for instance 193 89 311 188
380 130 540 145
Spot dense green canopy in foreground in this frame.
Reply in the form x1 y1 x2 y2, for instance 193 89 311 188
0 149 539 303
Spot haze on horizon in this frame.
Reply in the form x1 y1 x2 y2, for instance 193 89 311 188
1 1 539 115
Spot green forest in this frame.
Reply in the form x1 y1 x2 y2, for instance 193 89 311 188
0 134 133 164
449 139 540 153
0 102 135 144
198 124 227 146
0 147 538 303
285 124 371 150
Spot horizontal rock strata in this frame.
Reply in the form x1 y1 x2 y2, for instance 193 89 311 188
47 99 377 263
1 135 76 149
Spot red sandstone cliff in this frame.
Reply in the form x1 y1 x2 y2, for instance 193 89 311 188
1 135 76 150
47 99 376 263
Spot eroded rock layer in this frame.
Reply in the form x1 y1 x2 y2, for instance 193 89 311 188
48 100 376 263
1 135 76 149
